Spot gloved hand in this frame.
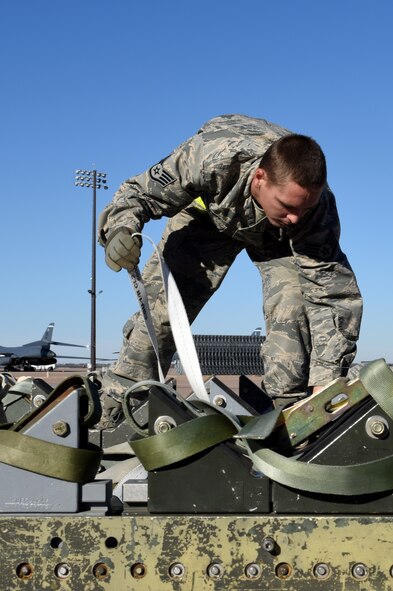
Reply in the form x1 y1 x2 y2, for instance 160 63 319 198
105 227 141 272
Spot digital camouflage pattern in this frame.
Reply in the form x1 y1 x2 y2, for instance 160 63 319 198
99 114 362 397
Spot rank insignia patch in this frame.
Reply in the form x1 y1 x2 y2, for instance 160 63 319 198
149 162 176 187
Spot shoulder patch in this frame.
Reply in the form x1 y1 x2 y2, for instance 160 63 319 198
149 162 176 187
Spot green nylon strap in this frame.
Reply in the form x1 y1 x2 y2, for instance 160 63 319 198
131 414 238 471
234 407 283 441
359 358 393 418
245 444 393 495
0 430 102 483
131 359 393 496
244 359 393 495
0 374 102 481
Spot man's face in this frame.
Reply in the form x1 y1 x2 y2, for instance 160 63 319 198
251 168 322 227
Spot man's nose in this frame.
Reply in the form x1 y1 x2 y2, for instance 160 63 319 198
286 213 301 224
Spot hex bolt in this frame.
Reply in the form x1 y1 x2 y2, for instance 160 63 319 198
313 563 331 579
168 562 185 579
33 394 46 408
262 536 276 553
213 395 227 408
245 563 261 579
207 562 224 579
52 421 70 437
351 563 368 580
54 563 71 579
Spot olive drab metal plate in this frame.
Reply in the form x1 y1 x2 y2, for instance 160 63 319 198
2 514 393 590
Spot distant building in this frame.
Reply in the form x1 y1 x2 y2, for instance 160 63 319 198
172 330 265 375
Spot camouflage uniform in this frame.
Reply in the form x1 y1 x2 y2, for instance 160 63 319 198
99 114 362 398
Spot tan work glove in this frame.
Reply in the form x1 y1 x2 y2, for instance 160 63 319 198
105 227 141 272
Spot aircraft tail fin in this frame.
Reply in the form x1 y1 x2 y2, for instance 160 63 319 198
42 323 55 343
41 322 86 348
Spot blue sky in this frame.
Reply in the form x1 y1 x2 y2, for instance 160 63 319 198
1 0 392 366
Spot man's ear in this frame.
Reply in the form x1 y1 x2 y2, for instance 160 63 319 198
254 168 268 186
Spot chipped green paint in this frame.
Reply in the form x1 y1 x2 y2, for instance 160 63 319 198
2 514 393 590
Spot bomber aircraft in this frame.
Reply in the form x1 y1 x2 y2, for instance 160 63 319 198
0 323 88 371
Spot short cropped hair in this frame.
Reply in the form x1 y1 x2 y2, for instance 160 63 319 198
259 134 327 189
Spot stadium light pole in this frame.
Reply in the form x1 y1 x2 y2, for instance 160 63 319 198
74 170 108 371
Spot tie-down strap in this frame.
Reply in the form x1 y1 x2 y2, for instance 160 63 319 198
131 359 393 496
0 430 101 483
0 375 102 482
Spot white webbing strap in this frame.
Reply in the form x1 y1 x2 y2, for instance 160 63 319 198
129 234 209 402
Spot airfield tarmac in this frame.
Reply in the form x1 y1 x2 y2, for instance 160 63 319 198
10 368 262 397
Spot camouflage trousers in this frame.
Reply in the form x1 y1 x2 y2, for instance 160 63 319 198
109 208 315 398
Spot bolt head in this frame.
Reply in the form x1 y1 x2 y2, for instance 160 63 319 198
262 536 276 553
313 563 331 579
370 420 387 437
207 562 223 579
245 563 261 579
52 421 70 437
169 562 185 579
351 563 368 580
275 562 291 579
55 563 71 579
213 395 227 407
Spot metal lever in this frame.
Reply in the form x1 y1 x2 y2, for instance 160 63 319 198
282 377 369 446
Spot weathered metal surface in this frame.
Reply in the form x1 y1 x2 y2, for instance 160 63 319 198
2 513 393 590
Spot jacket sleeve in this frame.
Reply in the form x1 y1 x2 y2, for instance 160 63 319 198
98 134 205 243
288 188 363 385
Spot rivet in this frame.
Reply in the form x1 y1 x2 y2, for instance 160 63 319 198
262 536 276 553
245 563 261 579
168 562 185 580
93 562 109 580
313 563 331 579
351 562 368 580
275 562 292 579
54 563 71 579
207 562 224 579
16 562 34 580
130 562 146 579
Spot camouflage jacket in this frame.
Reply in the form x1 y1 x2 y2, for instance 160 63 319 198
99 114 363 381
